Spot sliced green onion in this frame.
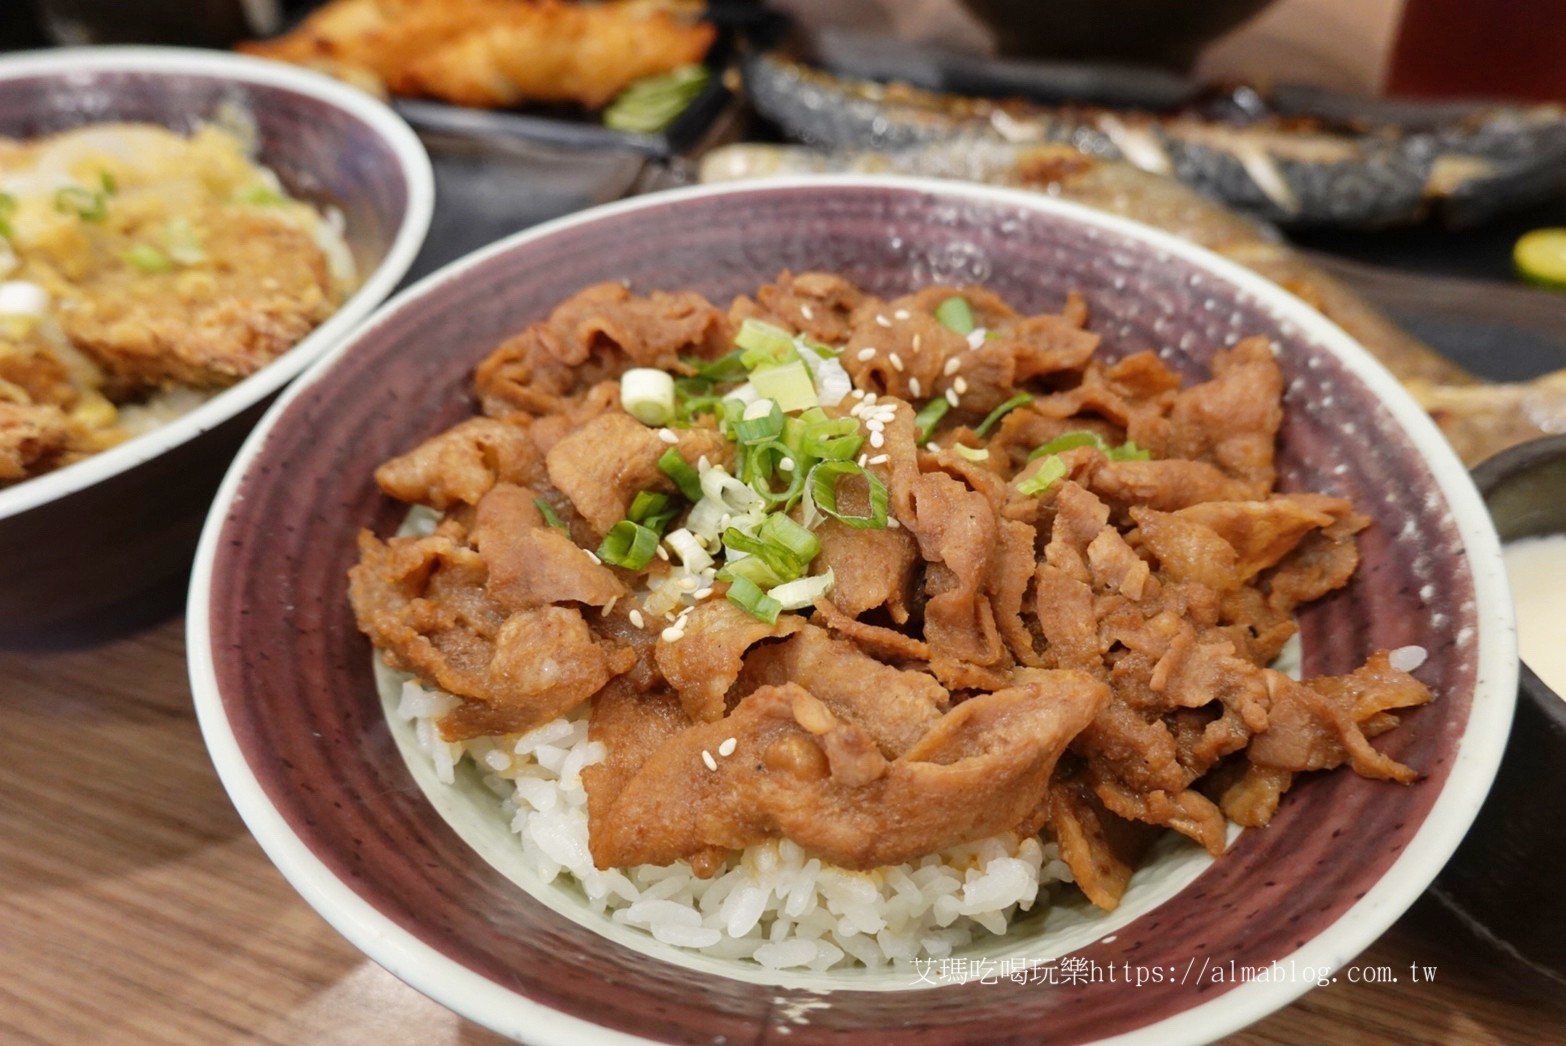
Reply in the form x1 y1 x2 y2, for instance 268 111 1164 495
163 216 206 265
800 416 863 461
621 367 676 426
628 491 671 524
664 527 714 573
734 399 784 444
1026 430 1151 462
597 520 660 570
0 193 15 239
750 359 817 413
682 350 749 383
657 447 704 502
758 512 821 565
723 527 808 584
953 443 990 461
55 185 107 222
1018 455 1069 496
735 319 798 369
122 244 172 273
748 438 810 506
806 461 889 529
725 575 782 624
234 184 286 206
935 296 975 334
603 64 709 134
533 497 570 533
913 398 950 445
98 170 118 195
718 553 787 589
769 569 835 611
974 392 1033 438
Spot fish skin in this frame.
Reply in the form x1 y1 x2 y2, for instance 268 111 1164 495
698 139 1566 464
742 53 1566 229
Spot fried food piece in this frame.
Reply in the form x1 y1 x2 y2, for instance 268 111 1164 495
241 0 715 110
55 207 337 394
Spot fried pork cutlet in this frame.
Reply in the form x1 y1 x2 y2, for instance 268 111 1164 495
240 0 715 110
54 208 338 395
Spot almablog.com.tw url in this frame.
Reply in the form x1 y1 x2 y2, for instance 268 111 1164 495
909 956 1438 988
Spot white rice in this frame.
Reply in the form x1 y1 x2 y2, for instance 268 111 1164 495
394 676 1074 970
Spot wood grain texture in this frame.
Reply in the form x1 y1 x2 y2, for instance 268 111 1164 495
2 608 1563 1043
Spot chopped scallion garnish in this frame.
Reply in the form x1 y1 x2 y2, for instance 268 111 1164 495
725 575 781 624
758 512 820 565
800 416 863 461
974 392 1033 438
769 569 836 611
1017 455 1069 496
657 447 704 502
735 319 798 369
597 520 661 570
953 443 990 461
533 497 570 533
627 491 672 526
805 461 889 529
620 367 676 426
0 193 15 239
750 359 817 413
1026 430 1151 462
234 184 286 206
734 399 784 444
55 185 108 222
913 398 950 445
935 296 975 334
121 243 172 273
681 350 748 383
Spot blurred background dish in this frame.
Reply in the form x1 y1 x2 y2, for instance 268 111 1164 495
1434 434 1566 988
0 47 432 631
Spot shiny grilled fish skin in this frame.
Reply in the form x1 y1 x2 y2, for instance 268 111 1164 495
698 140 1566 464
742 53 1566 230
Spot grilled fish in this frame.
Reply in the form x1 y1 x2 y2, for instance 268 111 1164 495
742 53 1566 229
698 140 1566 464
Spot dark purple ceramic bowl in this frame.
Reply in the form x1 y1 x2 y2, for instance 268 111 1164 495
0 47 432 631
189 179 1514 1043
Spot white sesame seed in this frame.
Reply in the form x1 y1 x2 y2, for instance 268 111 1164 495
629 609 645 628
887 516 901 529
868 454 889 465
801 304 814 320
665 611 677 622
856 347 876 361
862 393 878 406
679 605 695 618
657 428 679 445
942 357 960 376
912 333 922 351
870 431 885 448
656 546 669 561
865 419 885 433
701 566 717 578
966 329 986 350
954 377 969 394
678 576 698 591
584 549 602 564
875 314 892 327
857 453 868 467
888 353 905 372
662 625 683 642
779 457 795 471
718 737 738 757
602 596 619 616
851 388 866 399
893 309 911 321
945 388 960 408
702 749 718 771
695 587 714 599
698 455 711 470
908 377 922 397
927 441 941 452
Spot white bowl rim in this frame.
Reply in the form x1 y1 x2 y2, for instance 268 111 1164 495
0 45 435 521
187 174 1517 1045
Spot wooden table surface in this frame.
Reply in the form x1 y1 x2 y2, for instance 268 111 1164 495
2 588 1563 1045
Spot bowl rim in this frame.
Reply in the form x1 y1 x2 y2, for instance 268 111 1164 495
0 45 435 522
187 175 1517 1045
